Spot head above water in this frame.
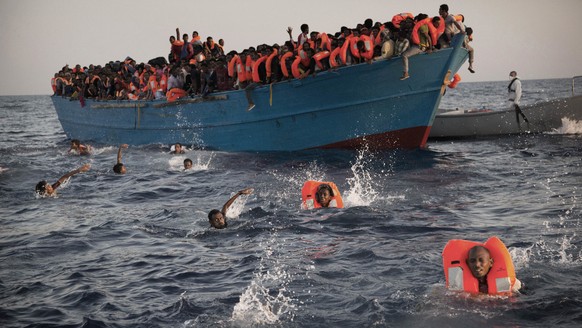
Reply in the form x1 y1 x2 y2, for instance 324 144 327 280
466 245 493 280
113 163 126 174
35 180 50 195
184 158 193 170
208 209 227 229
315 183 334 207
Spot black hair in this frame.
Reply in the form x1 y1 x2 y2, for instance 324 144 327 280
71 139 80 146
466 27 473 36
184 158 193 165
315 184 334 205
113 163 124 174
301 24 309 33
440 4 449 12
208 209 220 221
35 180 48 194
364 18 373 29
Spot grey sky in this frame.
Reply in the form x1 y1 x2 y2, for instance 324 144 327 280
1 0 581 96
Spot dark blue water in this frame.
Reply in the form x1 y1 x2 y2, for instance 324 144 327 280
1 79 581 327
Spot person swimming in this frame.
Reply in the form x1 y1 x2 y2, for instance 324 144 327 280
184 158 193 170
113 144 128 174
35 164 91 197
207 188 253 229
69 139 91 156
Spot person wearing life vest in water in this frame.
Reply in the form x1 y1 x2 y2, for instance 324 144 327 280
301 181 344 209
443 237 522 295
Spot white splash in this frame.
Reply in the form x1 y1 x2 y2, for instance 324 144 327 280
225 192 251 219
343 146 380 207
170 153 214 172
550 117 582 134
231 235 297 325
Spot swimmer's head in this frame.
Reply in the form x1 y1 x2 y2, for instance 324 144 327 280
208 209 227 229
35 180 48 195
184 158 193 170
466 245 493 279
315 183 334 207
113 163 126 174
71 139 81 148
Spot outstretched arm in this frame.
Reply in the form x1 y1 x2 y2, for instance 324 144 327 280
221 188 253 216
176 28 180 41
117 144 128 164
54 163 91 189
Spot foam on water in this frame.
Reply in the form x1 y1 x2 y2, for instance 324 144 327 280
168 152 214 171
230 233 298 325
550 117 582 134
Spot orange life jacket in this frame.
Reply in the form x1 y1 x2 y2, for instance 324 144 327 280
391 12 414 28
349 36 361 59
265 48 279 79
127 92 138 101
329 47 342 68
340 37 352 65
359 35 374 60
412 17 439 46
318 33 331 51
245 55 254 81
252 55 268 83
51 77 57 92
301 181 344 209
236 56 247 83
280 52 294 78
313 51 330 70
228 55 238 77
159 74 168 93
291 56 303 79
448 73 461 88
442 236 518 296
166 88 187 102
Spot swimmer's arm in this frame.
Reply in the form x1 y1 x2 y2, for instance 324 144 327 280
54 164 91 189
221 188 253 216
117 144 128 164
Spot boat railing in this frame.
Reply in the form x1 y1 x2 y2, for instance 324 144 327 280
573 76 582 96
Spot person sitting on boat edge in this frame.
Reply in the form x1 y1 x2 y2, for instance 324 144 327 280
208 188 253 229
69 139 92 156
35 164 91 197
400 14 439 80
113 144 128 174
183 158 193 170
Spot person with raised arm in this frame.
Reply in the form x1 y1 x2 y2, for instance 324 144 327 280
35 164 91 197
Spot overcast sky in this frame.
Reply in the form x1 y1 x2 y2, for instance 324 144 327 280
1 0 581 96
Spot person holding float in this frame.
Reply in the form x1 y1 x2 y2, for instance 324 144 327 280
442 236 522 295
301 181 344 210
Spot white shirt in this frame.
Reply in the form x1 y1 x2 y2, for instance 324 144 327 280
508 77 522 105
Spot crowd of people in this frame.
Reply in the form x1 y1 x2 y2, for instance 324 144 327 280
50 4 474 103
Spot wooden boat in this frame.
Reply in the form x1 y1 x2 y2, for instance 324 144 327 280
52 36 468 151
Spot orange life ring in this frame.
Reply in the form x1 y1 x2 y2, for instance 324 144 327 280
442 236 517 296
301 181 344 209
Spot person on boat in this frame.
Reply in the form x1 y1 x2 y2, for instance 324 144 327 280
400 14 438 80
172 143 185 154
508 70 529 126
183 158 193 170
180 34 194 62
69 139 92 156
466 245 522 294
438 4 465 49
394 31 410 57
208 188 253 229
35 164 91 197
169 28 184 64
287 24 309 48
113 144 128 174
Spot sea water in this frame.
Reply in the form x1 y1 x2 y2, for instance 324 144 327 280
0 78 581 327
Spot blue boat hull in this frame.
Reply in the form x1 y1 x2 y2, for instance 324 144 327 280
52 38 468 151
